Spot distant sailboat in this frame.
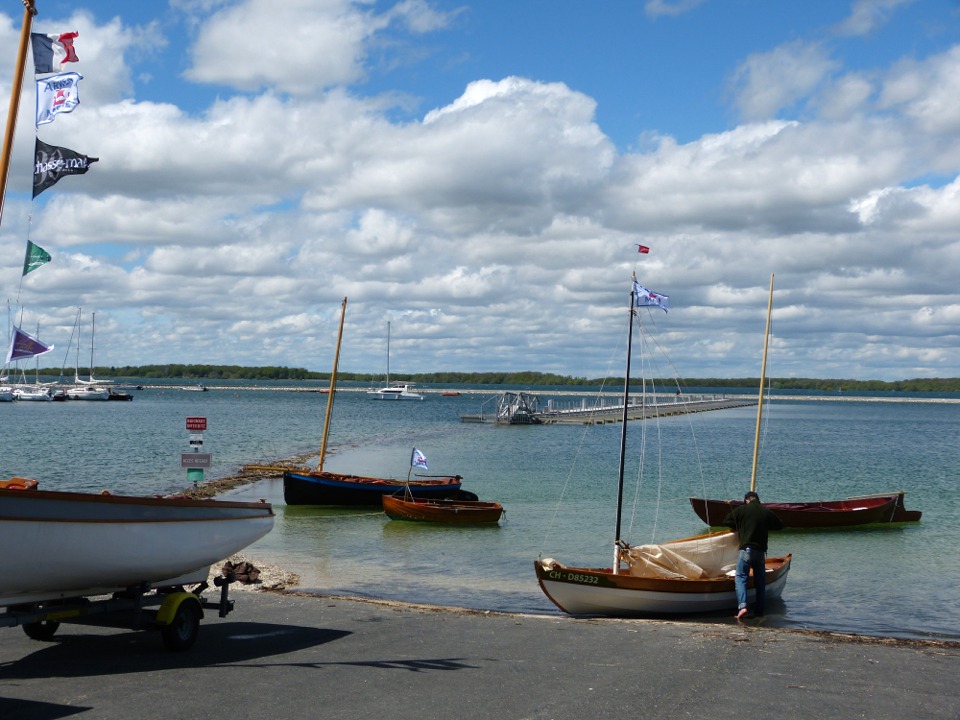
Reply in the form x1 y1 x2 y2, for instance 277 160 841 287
67 309 110 400
367 321 424 401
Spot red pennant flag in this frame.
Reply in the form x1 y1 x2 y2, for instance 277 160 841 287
636 244 650 254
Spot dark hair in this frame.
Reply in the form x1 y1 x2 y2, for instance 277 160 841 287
744 491 760 502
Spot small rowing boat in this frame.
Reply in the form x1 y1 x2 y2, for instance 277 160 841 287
383 493 503 523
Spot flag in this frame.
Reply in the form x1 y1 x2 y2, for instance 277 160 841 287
34 138 98 197
632 279 669 313
410 447 429 470
22 240 52 276
35 72 83 126
31 31 80 74
5 326 55 364
637 244 650 254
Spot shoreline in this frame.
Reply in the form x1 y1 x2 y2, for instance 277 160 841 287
191 460 958 649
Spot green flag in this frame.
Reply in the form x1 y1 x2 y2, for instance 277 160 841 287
22 240 52 276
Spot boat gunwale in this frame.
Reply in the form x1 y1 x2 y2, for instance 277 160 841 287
284 471 461 489
0 487 273 511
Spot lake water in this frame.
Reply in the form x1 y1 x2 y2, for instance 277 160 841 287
3 382 958 641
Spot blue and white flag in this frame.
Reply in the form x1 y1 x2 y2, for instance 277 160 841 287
410 447 429 470
632 279 669 313
36 72 83 126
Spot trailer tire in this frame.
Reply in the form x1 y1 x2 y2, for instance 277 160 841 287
160 599 201 651
23 620 60 641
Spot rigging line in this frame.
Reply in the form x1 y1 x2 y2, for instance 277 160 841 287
537 292 631 558
634 304 724 506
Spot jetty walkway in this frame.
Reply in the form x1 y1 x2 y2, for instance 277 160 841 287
536 396 755 424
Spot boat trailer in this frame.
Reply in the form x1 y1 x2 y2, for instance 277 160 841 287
0 572 241 652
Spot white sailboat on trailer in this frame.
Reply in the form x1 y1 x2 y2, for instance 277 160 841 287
535 274 791 616
0 3 275 637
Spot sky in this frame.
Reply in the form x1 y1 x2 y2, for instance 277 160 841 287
1 0 959 381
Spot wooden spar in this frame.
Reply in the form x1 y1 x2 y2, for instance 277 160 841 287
317 297 347 472
750 273 775 493
0 1 37 228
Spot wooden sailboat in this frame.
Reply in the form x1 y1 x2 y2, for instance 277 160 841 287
689 276 921 528
283 299 463 505
535 274 791 616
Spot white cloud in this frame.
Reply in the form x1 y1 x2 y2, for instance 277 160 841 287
1 3 958 381
729 41 839 121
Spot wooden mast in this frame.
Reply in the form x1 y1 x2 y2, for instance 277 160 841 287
317 297 347 472
0 1 37 228
749 273 775 493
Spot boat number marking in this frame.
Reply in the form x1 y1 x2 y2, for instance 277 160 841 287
550 571 598 584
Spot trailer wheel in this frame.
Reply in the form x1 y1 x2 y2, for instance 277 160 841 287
160 599 201 651
23 620 60 641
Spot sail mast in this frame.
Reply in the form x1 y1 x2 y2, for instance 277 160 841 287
749 273 775 492
612 282 637 572
386 320 390 387
317 297 347 472
0 1 37 228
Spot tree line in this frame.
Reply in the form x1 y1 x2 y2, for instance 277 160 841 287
31 364 960 392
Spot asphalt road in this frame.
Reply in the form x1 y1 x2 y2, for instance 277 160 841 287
2 591 958 720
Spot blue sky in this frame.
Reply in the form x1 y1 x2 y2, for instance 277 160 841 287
1 0 959 381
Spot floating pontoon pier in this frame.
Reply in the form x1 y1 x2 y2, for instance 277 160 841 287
460 392 754 425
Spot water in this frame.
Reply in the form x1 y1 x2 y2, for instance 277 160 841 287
3 384 958 641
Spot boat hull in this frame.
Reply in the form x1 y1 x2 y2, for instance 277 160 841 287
66 386 110 401
535 554 791 617
0 487 274 607
689 493 917 528
367 385 424 400
382 494 503 523
283 470 462 506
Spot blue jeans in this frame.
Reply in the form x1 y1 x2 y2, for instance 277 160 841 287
735 547 766 615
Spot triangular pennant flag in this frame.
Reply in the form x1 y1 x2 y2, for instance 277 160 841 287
6 325 55 364
22 240 52 276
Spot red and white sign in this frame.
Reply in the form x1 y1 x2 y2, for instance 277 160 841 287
186 417 207 431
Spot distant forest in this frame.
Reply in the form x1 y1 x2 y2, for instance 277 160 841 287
33 364 960 393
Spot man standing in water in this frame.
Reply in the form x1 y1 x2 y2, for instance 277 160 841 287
722 491 784 619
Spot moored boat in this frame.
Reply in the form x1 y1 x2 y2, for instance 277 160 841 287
12 385 52 401
283 299 463 506
284 470 463 506
66 384 111 400
689 494 905 528
382 493 503 523
0 482 274 607
366 322 424 400
367 383 424 400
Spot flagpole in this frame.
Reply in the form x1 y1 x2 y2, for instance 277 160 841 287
0 1 38 230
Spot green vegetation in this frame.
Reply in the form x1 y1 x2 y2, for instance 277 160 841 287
33 364 960 392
